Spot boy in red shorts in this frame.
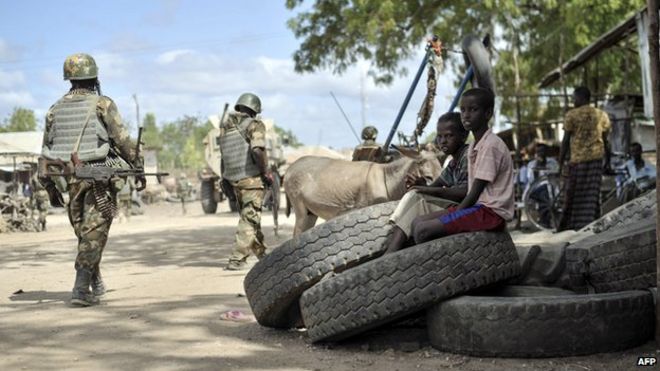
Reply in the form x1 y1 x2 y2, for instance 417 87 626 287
411 87 514 243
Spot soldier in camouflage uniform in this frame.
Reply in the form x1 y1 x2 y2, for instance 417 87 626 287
117 177 134 222
31 173 50 231
40 53 145 306
352 125 382 162
219 93 272 270
176 174 192 215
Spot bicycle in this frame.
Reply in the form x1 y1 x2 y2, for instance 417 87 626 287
523 164 655 231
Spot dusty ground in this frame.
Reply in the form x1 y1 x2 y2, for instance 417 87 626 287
0 200 655 371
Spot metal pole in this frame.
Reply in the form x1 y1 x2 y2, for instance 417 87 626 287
381 49 432 157
12 155 17 196
329 91 361 144
448 66 475 112
645 0 660 347
132 94 140 132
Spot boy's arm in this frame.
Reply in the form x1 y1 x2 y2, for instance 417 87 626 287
427 176 450 187
456 179 488 210
412 185 466 202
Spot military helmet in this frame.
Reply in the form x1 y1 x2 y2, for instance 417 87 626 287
361 125 378 141
63 53 98 81
235 93 262 114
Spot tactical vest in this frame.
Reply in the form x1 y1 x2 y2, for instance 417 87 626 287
219 115 261 181
42 94 110 162
352 143 382 162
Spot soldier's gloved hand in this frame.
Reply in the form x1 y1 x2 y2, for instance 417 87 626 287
135 175 147 191
261 172 274 187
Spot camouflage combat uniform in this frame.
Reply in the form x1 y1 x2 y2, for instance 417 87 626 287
43 91 139 273
352 138 382 162
352 126 382 162
176 175 192 215
117 177 134 221
31 175 50 231
219 111 268 266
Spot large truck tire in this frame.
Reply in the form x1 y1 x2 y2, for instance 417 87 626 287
300 232 520 342
462 35 496 93
244 201 398 328
427 287 654 357
580 189 655 234
566 219 656 293
200 179 218 214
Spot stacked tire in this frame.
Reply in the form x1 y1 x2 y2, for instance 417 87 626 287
244 193 656 357
299 231 520 342
426 286 653 357
244 202 398 328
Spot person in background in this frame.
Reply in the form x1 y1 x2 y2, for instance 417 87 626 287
616 142 656 202
524 143 559 197
352 126 382 162
176 174 192 215
558 86 611 231
219 93 273 270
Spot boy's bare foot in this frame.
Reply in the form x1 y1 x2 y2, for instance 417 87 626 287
383 226 407 254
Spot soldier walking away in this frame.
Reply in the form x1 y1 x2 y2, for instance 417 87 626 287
39 53 145 306
31 173 50 231
352 126 382 162
219 93 272 270
117 177 134 222
176 174 192 215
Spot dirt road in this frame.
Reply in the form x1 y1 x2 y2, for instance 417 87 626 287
0 201 653 370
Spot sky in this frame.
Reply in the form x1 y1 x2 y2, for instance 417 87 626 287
0 0 459 149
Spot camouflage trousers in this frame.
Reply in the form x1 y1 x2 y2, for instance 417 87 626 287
118 197 131 220
32 191 50 225
67 180 114 271
229 178 266 263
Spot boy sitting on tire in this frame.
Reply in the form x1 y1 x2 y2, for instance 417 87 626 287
410 87 514 244
383 112 470 254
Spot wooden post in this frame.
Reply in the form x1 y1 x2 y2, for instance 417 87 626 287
646 0 660 347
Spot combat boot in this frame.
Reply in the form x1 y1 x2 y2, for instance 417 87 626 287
91 268 106 297
225 259 248 271
71 268 99 307
41 220 46 231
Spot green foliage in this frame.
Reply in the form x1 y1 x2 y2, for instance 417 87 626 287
139 113 213 172
0 107 37 132
274 124 304 148
287 0 645 124
141 113 162 150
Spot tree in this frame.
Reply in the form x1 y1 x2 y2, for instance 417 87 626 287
141 113 163 150
286 0 645 122
156 115 213 171
1 107 37 132
274 124 304 148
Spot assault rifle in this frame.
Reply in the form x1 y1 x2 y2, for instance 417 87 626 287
38 156 169 182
